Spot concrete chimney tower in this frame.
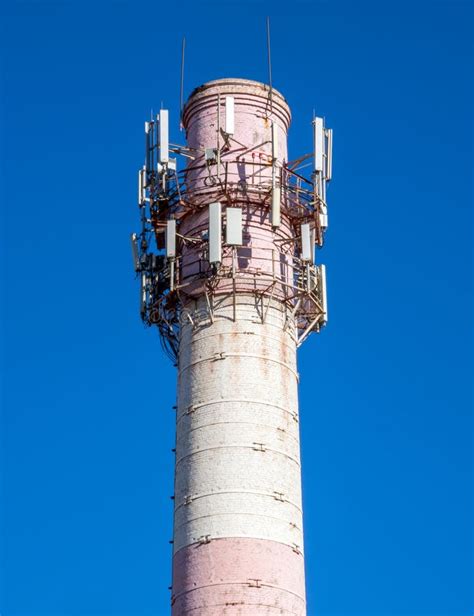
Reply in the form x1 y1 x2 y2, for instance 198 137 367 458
132 78 332 615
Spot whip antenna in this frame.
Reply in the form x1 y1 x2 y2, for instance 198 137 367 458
180 37 186 130
266 17 273 113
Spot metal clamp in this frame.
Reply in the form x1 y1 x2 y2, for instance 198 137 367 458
248 578 262 588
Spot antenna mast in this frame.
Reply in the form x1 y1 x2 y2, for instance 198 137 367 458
180 37 186 130
266 17 273 113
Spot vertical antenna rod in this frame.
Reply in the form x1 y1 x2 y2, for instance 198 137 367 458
180 37 186 130
266 17 273 113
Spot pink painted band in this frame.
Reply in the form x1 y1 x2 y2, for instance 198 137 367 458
172 537 305 615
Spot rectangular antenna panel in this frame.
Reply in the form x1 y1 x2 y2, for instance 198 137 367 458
271 184 281 227
130 232 140 271
326 129 333 180
208 202 222 263
301 223 313 263
314 117 324 172
319 264 328 323
319 204 328 229
166 219 176 258
159 110 169 164
272 122 279 160
225 96 234 135
145 124 150 171
226 207 243 245
140 273 147 316
205 148 217 162
138 169 143 205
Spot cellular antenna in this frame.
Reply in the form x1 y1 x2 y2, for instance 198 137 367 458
266 16 273 113
180 37 186 130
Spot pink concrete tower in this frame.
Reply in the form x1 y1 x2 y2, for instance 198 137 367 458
132 78 332 615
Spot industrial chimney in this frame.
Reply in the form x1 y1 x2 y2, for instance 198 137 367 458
131 78 332 615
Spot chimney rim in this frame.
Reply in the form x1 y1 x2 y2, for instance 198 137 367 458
183 77 291 130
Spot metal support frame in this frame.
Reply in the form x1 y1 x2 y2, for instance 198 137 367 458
132 108 332 362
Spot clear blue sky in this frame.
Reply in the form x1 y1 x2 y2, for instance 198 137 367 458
1 1 472 615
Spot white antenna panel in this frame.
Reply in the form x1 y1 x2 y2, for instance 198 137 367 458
208 202 222 264
144 121 150 134
140 273 147 316
319 204 328 229
320 264 328 323
226 207 243 245
138 169 143 205
271 184 281 227
159 110 169 164
313 117 324 172
326 129 333 181
300 223 312 263
166 219 176 258
272 122 279 160
130 232 140 271
225 96 234 135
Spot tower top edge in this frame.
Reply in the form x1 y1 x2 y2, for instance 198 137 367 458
183 78 291 124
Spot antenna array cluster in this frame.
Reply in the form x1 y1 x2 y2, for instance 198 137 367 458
131 101 333 361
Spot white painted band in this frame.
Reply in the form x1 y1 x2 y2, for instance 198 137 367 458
175 449 302 509
174 490 303 553
174 489 303 514
173 511 303 554
176 421 300 462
